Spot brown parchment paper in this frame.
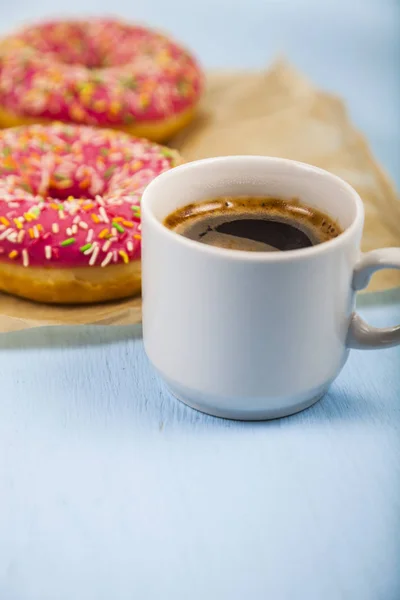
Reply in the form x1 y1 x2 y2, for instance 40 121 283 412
0 60 399 332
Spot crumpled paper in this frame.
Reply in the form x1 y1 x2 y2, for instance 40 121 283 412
1 60 399 332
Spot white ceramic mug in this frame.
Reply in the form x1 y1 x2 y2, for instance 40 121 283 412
141 156 400 420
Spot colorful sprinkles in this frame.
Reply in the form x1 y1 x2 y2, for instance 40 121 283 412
0 19 203 127
0 122 180 268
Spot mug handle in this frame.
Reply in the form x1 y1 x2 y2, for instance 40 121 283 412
347 248 400 349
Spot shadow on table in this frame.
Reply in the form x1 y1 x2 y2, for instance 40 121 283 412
0 324 141 350
185 394 396 429
152 365 398 431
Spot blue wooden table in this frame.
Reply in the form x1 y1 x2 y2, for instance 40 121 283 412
0 1 399 599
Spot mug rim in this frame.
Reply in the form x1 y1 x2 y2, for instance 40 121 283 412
142 156 365 262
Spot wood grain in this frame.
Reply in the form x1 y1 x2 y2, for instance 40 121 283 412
0 299 399 600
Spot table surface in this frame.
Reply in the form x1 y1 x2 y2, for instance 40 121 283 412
1 1 400 599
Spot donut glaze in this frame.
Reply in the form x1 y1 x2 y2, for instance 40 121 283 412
0 123 181 303
0 19 203 141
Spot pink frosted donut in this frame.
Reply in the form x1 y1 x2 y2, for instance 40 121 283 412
0 122 181 304
0 18 203 142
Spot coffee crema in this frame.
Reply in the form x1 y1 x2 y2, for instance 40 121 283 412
164 196 342 252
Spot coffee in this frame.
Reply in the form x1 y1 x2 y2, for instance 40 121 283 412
164 197 342 252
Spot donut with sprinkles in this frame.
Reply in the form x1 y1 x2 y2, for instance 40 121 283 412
0 122 181 304
0 18 203 142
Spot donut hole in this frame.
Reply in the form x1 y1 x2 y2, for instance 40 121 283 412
42 171 108 201
13 166 105 202
10 139 125 202
17 20 140 70
45 185 96 202
17 22 102 69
